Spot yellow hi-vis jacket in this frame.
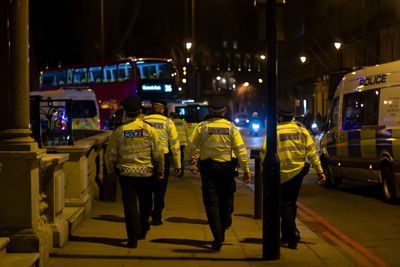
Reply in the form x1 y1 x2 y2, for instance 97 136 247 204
260 121 323 184
185 116 250 173
105 118 165 177
144 113 181 169
172 118 189 146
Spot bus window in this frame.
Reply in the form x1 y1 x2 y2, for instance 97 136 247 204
118 62 132 82
67 69 74 85
55 70 67 85
88 66 102 83
41 72 54 87
103 64 117 82
74 68 87 85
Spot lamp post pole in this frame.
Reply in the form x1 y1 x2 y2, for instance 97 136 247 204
263 0 280 260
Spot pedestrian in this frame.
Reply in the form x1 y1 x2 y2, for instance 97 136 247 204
144 100 181 225
185 95 251 251
260 96 326 249
105 95 165 248
170 112 189 177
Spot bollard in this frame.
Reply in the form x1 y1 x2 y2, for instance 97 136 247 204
250 149 262 219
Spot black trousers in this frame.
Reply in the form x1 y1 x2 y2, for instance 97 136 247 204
199 159 236 242
152 153 170 222
119 176 153 241
280 164 309 240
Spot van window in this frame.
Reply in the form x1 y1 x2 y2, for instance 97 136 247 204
360 89 379 125
72 100 97 118
41 72 54 87
342 93 361 130
327 97 339 129
88 66 102 83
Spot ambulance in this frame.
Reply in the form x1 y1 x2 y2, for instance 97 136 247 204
32 89 101 130
320 60 400 203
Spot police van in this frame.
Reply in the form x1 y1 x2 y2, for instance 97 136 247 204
320 60 400 203
31 89 101 130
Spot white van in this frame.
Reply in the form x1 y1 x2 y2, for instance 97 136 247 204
31 89 100 130
320 60 400 203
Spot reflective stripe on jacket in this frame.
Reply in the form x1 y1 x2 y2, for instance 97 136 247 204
260 121 323 183
172 118 189 146
185 117 250 173
105 118 165 177
144 114 181 169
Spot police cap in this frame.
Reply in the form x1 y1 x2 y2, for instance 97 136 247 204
151 99 167 107
277 97 295 117
122 95 142 113
208 96 229 112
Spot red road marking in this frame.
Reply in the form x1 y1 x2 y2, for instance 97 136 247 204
297 202 390 267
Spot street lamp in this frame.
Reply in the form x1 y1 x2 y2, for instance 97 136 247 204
334 41 342 50
260 54 266 60
300 55 307 63
185 42 192 51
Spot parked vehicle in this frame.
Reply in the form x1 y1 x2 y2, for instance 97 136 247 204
320 60 400 203
31 88 100 130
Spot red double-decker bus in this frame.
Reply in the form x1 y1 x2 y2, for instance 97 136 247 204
39 57 179 128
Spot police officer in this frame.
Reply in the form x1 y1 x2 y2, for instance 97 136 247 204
260 97 326 249
105 95 165 248
171 112 189 177
185 96 251 250
144 100 181 225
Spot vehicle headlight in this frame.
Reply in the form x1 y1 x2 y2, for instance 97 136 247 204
235 118 239 123
311 122 318 129
246 119 249 123
251 122 260 131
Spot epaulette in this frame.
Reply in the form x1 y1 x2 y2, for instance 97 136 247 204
295 121 306 128
143 120 152 127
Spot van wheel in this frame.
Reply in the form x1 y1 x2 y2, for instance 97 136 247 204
381 165 398 203
321 161 339 188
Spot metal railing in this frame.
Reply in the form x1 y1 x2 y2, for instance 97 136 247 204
30 96 74 147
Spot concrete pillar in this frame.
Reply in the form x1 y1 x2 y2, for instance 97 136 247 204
0 1 52 266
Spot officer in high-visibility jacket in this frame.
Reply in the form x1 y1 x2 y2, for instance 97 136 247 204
185 96 251 251
171 112 189 177
105 96 164 248
260 97 326 249
144 100 181 225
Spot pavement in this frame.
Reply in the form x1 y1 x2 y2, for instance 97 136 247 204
48 170 358 267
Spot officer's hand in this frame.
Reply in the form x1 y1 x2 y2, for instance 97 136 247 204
189 157 197 166
107 173 117 181
191 169 200 178
318 173 326 185
174 168 182 177
157 172 164 180
242 172 251 184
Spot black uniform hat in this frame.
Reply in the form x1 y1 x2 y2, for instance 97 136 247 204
121 95 142 113
151 99 167 107
277 97 295 117
208 96 229 112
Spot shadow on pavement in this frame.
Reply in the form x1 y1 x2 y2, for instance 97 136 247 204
234 213 254 218
70 235 127 247
93 214 125 222
240 237 315 246
151 238 211 249
166 216 208 224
